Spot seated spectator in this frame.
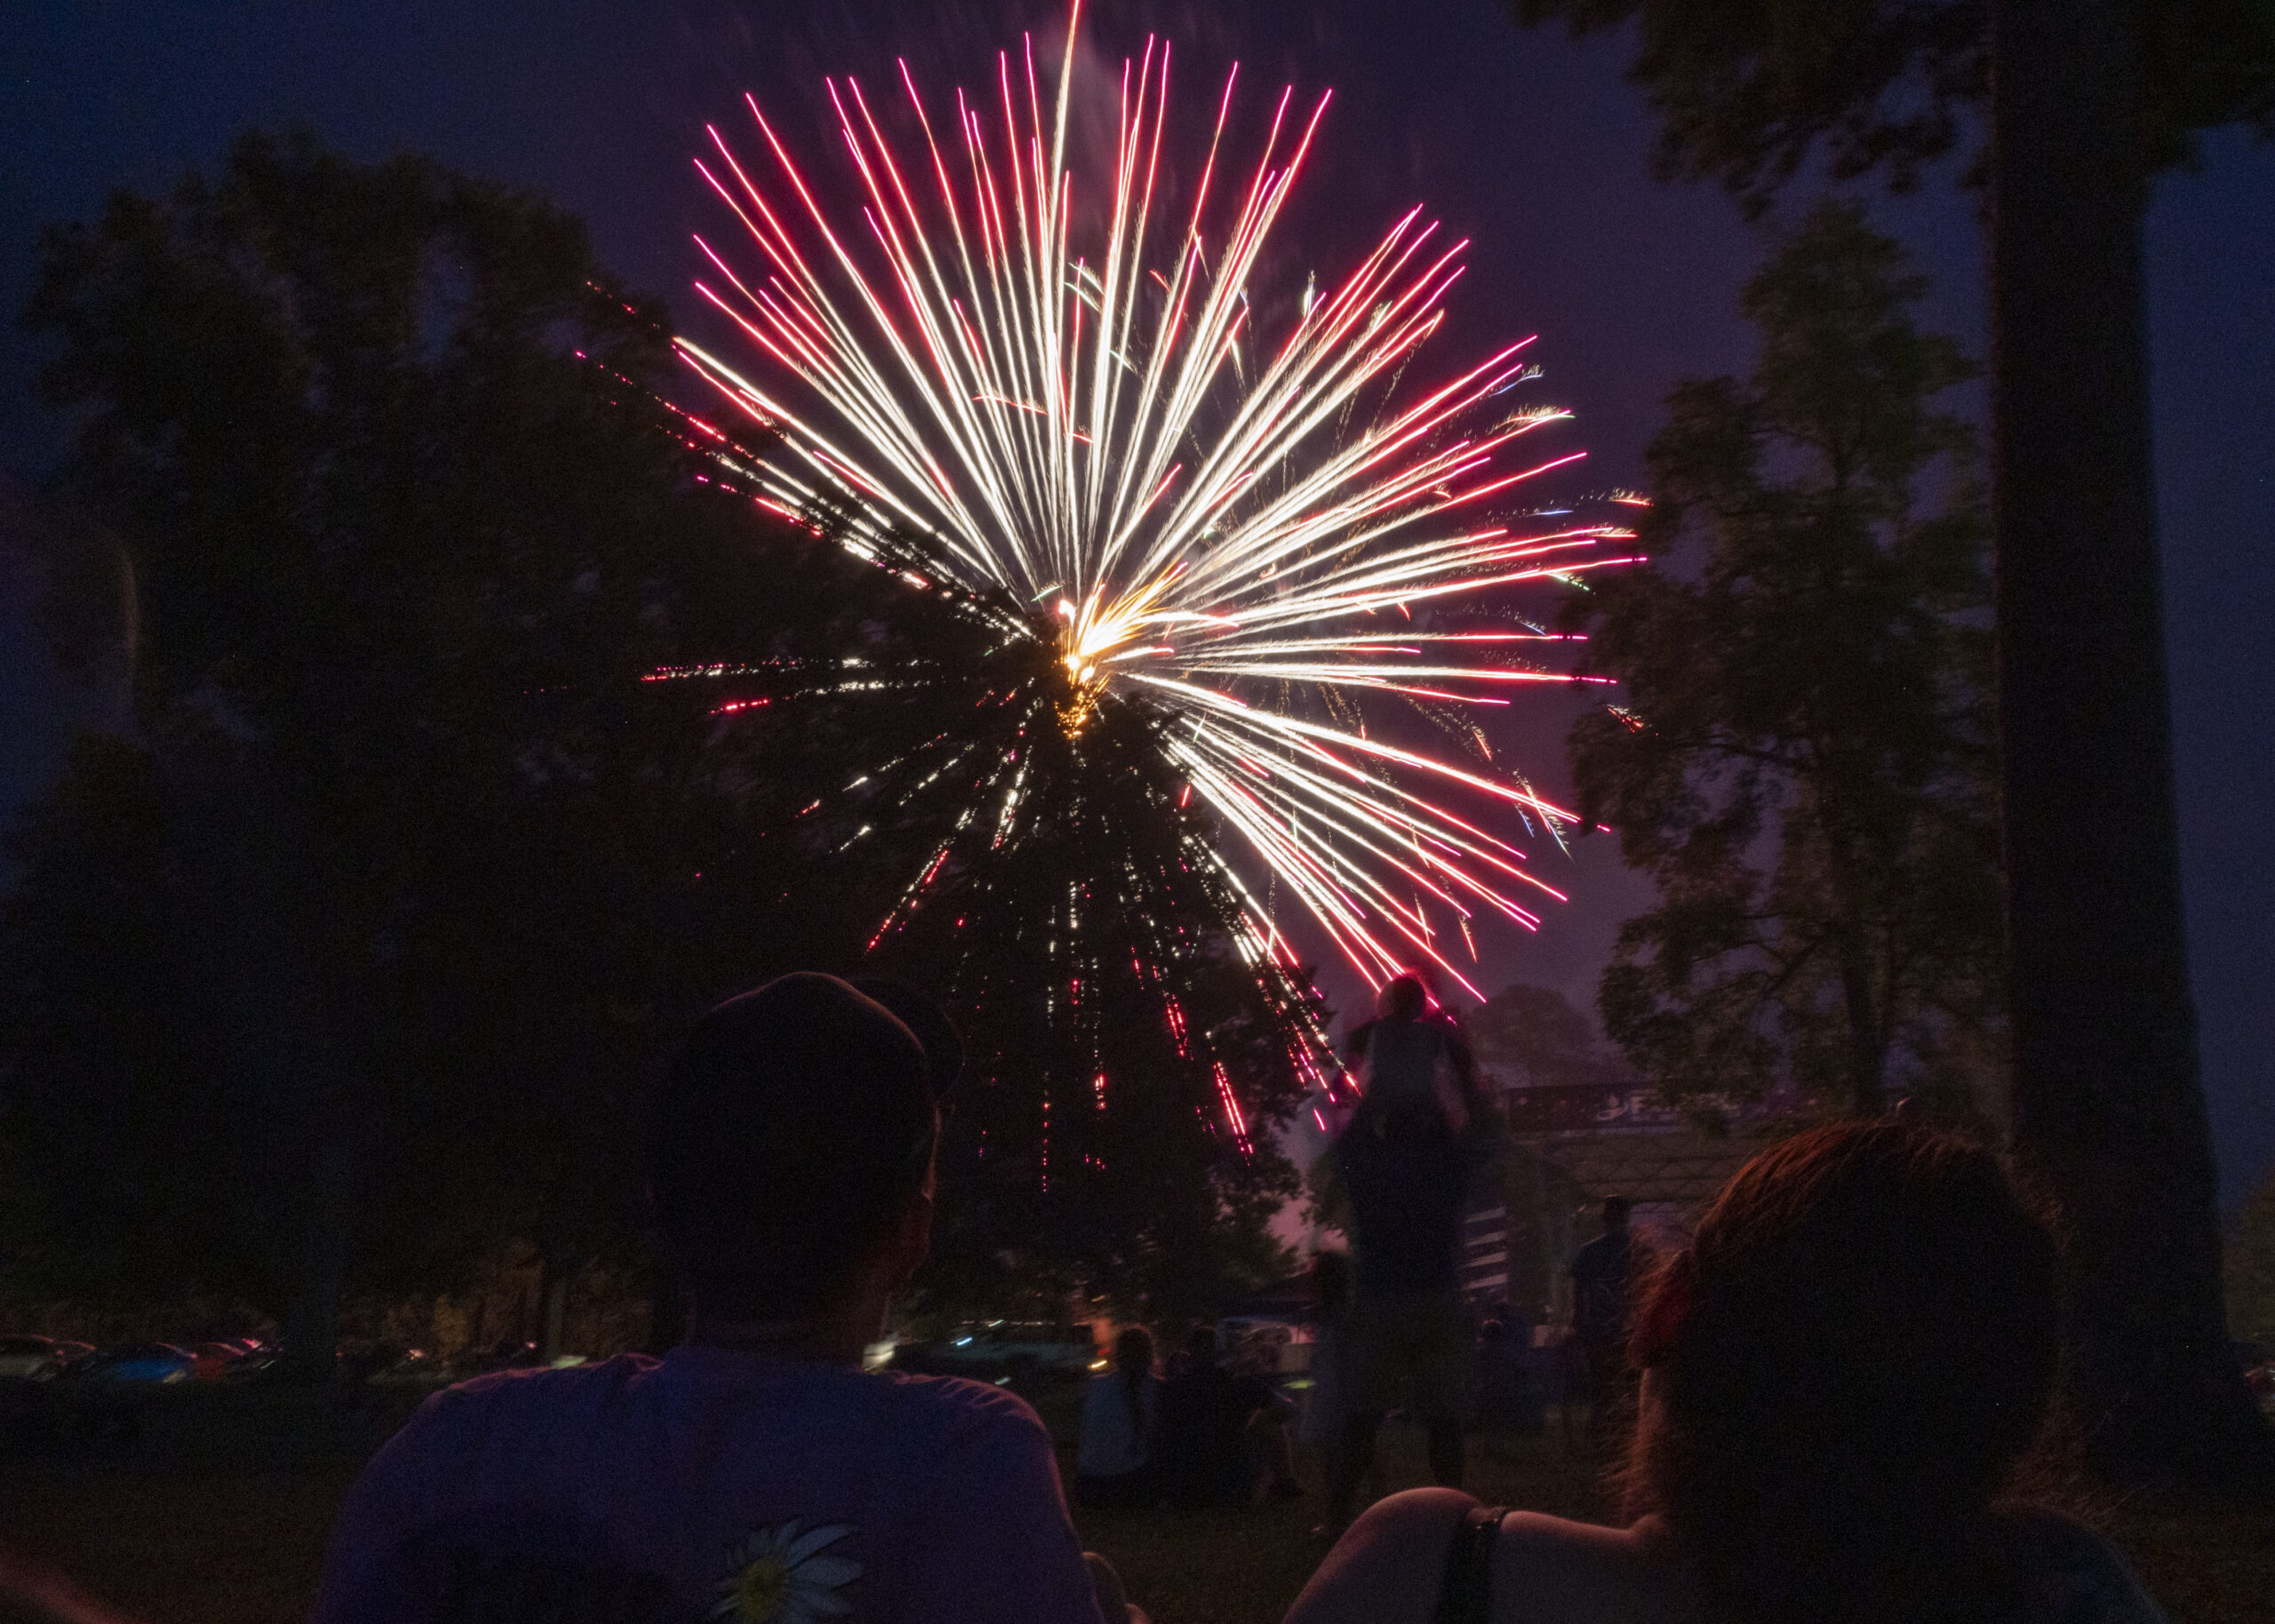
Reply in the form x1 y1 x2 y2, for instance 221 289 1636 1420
1225 1334 1305 1503
1075 1327 1160 1509
1283 1119 2170 1624
1153 1326 1294 1510
314 972 1138 1624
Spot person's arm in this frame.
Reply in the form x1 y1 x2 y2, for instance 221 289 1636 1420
1345 1020 1375 1066
1346 1019 1388 1096
902 1389 1113 1624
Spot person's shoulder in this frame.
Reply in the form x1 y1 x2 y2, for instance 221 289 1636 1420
333 1355 664 1548
872 1367 1053 1445
412 1352 659 1433
1497 1508 1644 1563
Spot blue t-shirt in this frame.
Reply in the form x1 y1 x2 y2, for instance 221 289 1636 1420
1075 1371 1157 1478
313 1345 1106 1624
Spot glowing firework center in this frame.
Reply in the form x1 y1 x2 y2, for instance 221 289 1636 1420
677 4 1640 1000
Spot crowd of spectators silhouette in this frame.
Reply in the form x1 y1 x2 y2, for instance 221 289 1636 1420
2 967 2175 1624
1072 1323 1300 1513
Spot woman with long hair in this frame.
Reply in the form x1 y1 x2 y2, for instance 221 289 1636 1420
1076 1325 1161 1509
1283 1119 2168 1624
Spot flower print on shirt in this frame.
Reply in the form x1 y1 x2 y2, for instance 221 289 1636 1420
712 1519 861 1624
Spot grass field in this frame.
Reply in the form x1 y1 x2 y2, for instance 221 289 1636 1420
2 1400 2267 1624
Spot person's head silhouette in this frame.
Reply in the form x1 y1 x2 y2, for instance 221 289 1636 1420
646 973 960 1347
1625 1120 2060 1623
1377 975 1429 1022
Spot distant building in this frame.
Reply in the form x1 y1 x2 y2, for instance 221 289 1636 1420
1471 1079 1804 1325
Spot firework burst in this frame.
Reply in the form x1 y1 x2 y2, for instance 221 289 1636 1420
670 4 1633 1043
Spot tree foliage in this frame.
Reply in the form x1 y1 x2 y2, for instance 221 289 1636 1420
9 130 861 1338
1515 0 2275 1494
1467 982 1632 1091
1566 203 1998 1117
1509 0 2275 213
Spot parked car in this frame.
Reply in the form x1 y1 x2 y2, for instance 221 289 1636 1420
68 1342 196 1384
902 1322 1101 1382
371 1348 449 1387
1218 1318 1316 1377
462 1341 544 1375
0 1335 65 1381
188 1341 259 1381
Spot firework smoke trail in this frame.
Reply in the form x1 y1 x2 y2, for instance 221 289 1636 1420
673 3 1636 1011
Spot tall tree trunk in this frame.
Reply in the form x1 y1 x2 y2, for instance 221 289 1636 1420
539 1262 571 1365
643 1266 688 1357
282 1133 355 1382
1988 0 2272 1487
1818 823 1886 1115
1831 918 1884 1117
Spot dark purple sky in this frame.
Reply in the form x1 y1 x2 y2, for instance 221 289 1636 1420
4 1 2269 1205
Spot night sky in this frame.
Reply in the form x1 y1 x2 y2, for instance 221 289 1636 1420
4 2 2270 1204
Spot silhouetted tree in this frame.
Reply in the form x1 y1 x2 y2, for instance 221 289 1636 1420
1468 983 1633 1092
1567 204 1999 1120
2228 1170 2275 1355
1510 0 2275 1484
0 735 251 1310
14 131 848 1362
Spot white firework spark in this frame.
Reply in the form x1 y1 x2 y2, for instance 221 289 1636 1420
673 3 1637 1001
